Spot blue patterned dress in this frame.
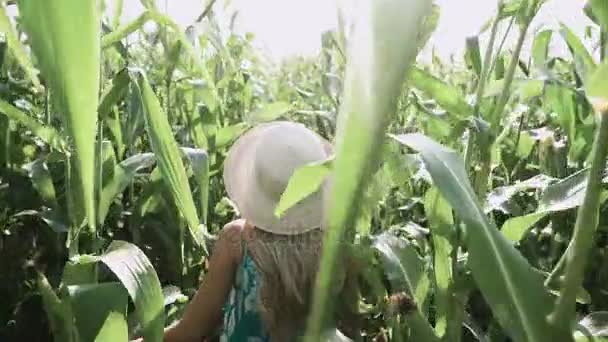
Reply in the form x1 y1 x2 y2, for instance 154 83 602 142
220 247 270 342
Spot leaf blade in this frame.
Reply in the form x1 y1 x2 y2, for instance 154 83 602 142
391 133 569 342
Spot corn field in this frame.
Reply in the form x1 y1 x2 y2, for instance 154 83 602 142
1 0 608 341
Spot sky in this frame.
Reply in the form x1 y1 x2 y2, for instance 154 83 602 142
109 0 593 63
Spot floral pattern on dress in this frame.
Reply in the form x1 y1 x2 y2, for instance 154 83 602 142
220 250 270 342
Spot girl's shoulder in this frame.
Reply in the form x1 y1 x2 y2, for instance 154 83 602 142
215 219 247 265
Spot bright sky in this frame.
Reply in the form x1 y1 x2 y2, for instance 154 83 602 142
109 0 592 63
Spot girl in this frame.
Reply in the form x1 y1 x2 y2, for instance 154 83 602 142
148 121 359 341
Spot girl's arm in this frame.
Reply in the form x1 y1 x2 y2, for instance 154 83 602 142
149 221 243 342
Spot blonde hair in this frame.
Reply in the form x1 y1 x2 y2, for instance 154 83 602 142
246 227 347 341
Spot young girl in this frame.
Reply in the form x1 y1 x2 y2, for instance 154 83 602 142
150 121 358 341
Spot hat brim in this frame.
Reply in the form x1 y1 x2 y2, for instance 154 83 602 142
223 122 332 235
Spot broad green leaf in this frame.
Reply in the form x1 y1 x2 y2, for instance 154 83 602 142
98 69 131 120
501 170 608 242
62 255 99 286
306 1 433 340
465 36 482 76
275 157 332 218
484 78 544 101
20 0 100 232
100 141 117 191
165 40 182 81
100 241 164 342
408 66 472 118
37 272 77 342
216 123 248 148
181 148 210 225
14 209 69 233
106 110 125 159
98 153 156 226
501 212 546 242
23 158 58 208
0 99 66 151
111 0 124 28
485 174 554 214
125 83 146 148
517 131 535 158
585 61 608 113
101 11 153 48
199 105 218 151
416 3 440 52
372 231 439 342
559 23 596 81
133 71 204 248
424 187 454 338
182 85 210 150
355 166 392 235
531 30 553 70
545 84 577 144
67 282 129 342
391 133 570 342
247 101 291 124
0 3 40 88
590 0 608 30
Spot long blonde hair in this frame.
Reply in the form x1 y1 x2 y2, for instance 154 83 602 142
246 227 346 341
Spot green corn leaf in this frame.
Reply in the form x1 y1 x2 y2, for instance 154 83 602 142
275 157 333 218
100 241 164 342
585 60 608 113
19 0 100 232
559 23 596 82
544 84 577 145
305 0 433 340
23 158 58 208
182 88 209 150
67 282 129 342
0 3 40 89
133 71 204 248
409 66 473 118
37 272 78 342
181 148 209 224
372 231 439 342
501 169 608 242
531 30 553 70
98 153 156 226
106 109 125 160
590 0 608 30
485 174 555 214
98 69 131 120
101 11 153 49
0 99 66 151
62 255 99 286
424 187 455 338
416 3 440 52
216 123 248 148
391 133 572 342
247 101 291 124
465 36 482 76
14 209 69 233
165 40 182 82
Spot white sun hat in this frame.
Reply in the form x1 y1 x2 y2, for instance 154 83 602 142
223 121 333 235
